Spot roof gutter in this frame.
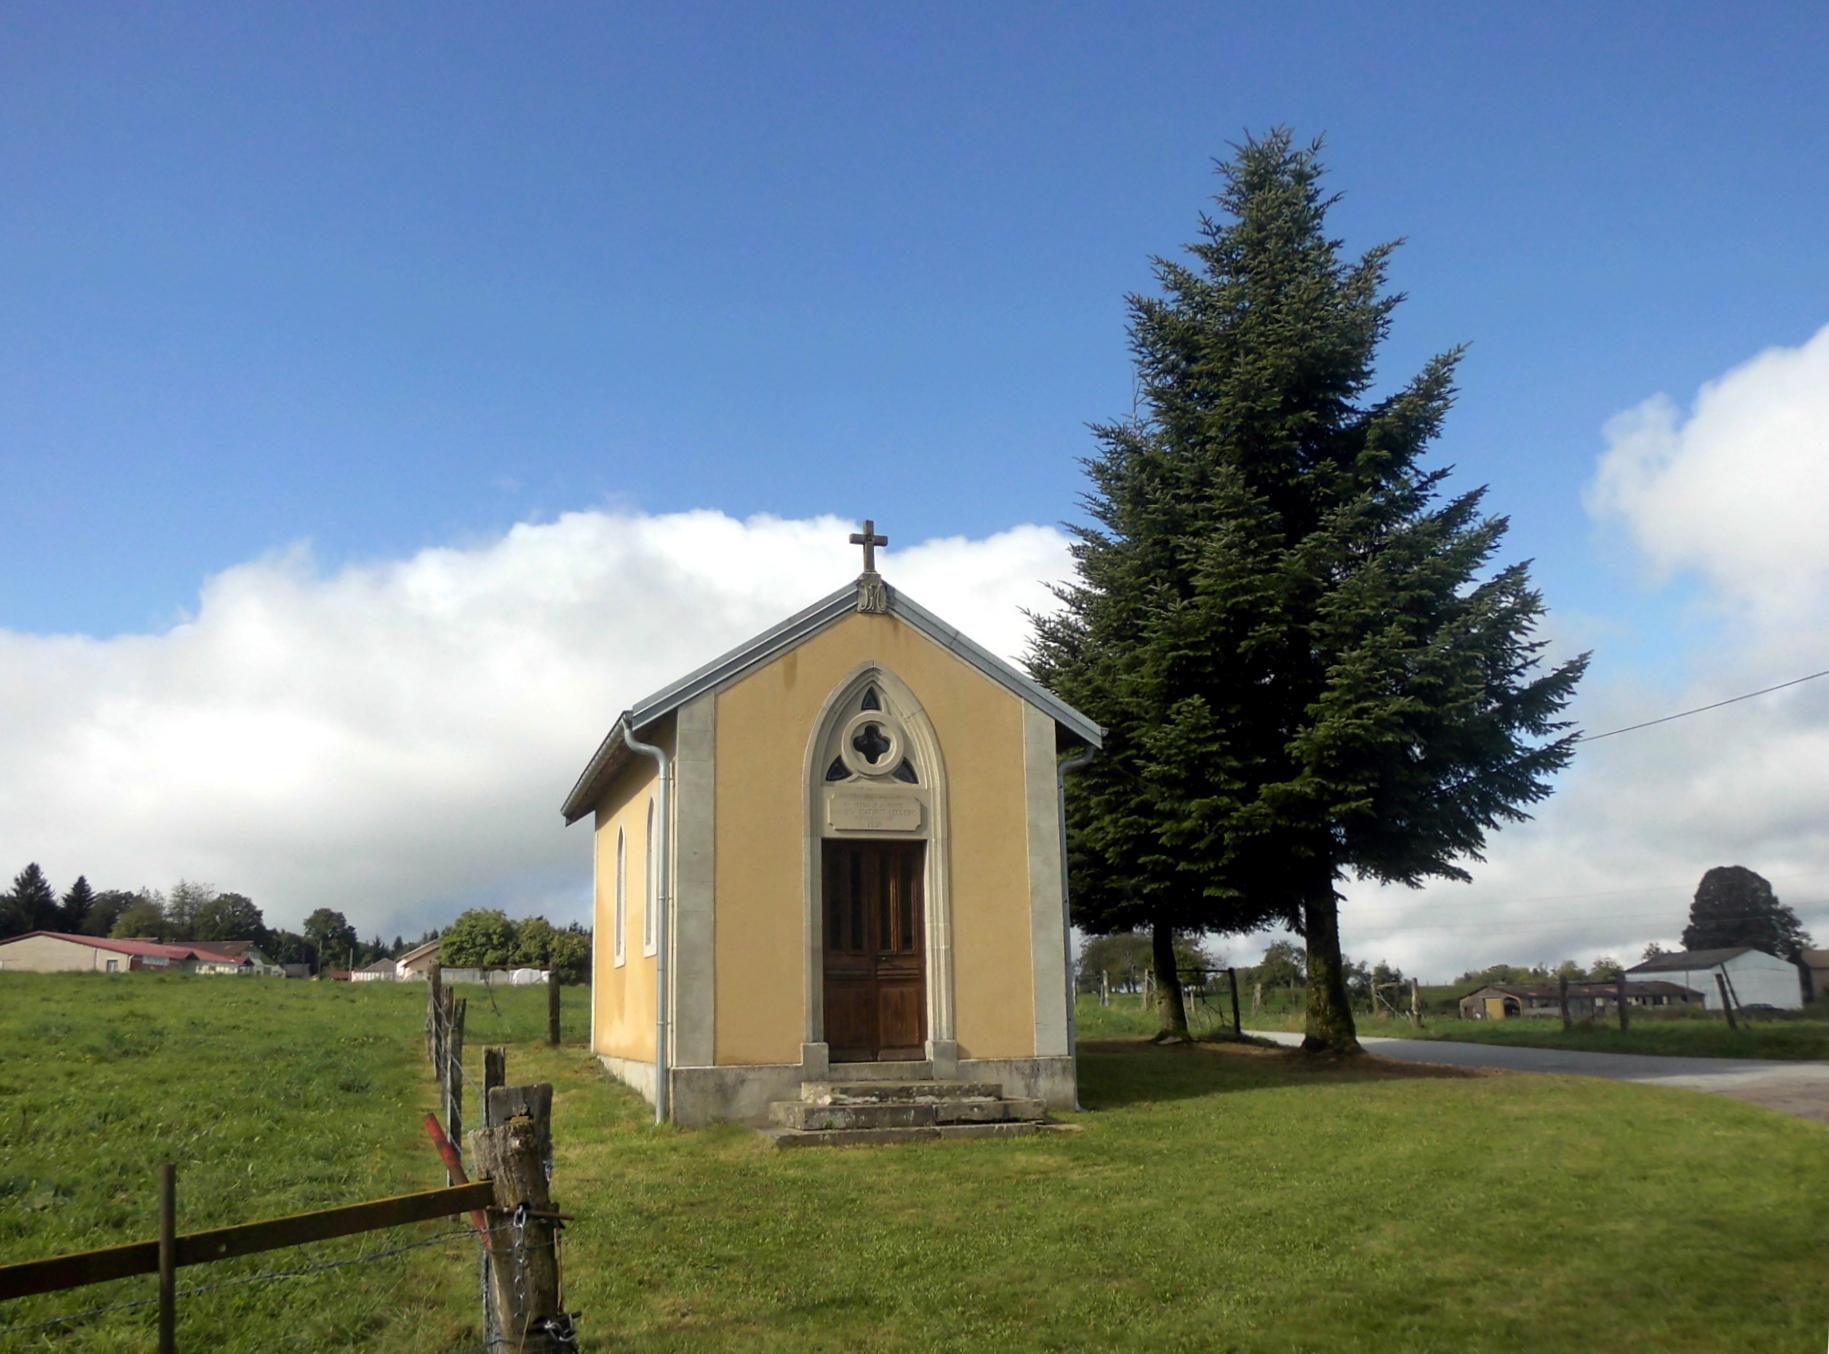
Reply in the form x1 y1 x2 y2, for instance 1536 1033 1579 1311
621 721 672 1125
1056 742 1098 1111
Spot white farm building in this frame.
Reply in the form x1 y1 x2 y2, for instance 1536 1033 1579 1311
1625 946 1803 1010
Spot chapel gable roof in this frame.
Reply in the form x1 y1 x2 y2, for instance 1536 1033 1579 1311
561 576 1103 824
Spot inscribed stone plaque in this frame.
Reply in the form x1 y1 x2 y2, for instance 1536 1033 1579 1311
828 793 922 833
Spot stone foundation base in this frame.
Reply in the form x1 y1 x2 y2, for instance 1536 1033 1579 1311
599 1051 1078 1127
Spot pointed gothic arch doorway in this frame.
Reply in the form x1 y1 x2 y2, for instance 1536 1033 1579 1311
802 664 956 1072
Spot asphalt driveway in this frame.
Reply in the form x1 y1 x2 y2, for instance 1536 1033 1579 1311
1249 1029 1829 1122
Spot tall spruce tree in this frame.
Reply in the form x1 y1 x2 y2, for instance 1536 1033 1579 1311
7 864 60 934
59 876 96 932
1030 132 1586 1051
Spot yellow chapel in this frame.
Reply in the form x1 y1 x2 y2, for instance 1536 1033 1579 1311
560 526 1101 1132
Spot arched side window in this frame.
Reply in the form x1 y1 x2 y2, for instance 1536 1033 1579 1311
613 826 627 967
643 798 657 957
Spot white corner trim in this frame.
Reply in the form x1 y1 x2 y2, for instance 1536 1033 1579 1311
1023 703 1070 1058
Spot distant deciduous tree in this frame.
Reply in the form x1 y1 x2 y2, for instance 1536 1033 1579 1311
112 897 170 940
514 917 558 968
265 929 317 968
1641 941 1667 962
1079 931 1208 993
1589 956 1623 979
1682 866 1814 961
302 909 358 967
192 892 266 942
440 909 521 969
86 889 149 937
1453 962 1551 987
548 926 591 985
1256 941 1308 991
164 880 217 941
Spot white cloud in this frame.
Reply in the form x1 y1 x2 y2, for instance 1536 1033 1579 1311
1585 322 1829 622
0 512 1071 940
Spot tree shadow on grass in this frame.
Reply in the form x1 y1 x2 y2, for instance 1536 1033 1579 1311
1076 1037 1491 1111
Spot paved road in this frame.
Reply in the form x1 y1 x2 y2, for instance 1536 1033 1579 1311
1250 1030 1829 1122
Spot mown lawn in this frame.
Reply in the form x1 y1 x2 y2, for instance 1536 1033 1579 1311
1088 989 1829 1059
3 975 1827 1351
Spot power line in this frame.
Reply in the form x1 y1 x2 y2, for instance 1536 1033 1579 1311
1576 666 1829 744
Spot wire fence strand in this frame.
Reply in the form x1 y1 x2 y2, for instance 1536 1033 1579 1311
0 1221 550 1340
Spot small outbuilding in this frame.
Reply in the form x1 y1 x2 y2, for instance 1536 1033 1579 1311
561 547 1101 1126
1457 980 1701 1020
1797 949 1828 1004
395 939 441 980
1625 947 1803 1010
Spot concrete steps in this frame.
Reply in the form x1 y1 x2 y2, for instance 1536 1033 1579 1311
762 1077 1060 1147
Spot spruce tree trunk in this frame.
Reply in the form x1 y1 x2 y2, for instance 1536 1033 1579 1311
1301 870 1362 1054
1151 920 1191 1041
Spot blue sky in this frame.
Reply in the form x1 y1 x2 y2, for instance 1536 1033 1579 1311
4 3 1828 960
6 3 1825 646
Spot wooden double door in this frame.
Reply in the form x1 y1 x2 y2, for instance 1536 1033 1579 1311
822 839 927 1062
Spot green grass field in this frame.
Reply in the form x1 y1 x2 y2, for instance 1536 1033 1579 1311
1085 988 1829 1059
4 974 1827 1351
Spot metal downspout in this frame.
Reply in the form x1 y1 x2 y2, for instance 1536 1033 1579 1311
622 721 672 1125
1056 743 1098 1111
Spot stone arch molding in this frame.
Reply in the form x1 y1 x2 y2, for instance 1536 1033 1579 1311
800 663 957 1076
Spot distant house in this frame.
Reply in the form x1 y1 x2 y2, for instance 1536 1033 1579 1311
1458 980 1701 1020
1625 947 1803 1010
395 939 440 980
1798 949 1828 1004
0 932 280 976
352 958 397 983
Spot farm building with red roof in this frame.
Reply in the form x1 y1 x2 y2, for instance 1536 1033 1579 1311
0 931 280 976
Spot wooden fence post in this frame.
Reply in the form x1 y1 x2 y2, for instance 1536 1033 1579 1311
1559 973 1571 1032
471 1084 565 1351
428 962 443 1063
1617 972 1630 1033
158 1162 176 1354
483 1047 506 1126
547 973 561 1048
1227 967 1242 1035
1715 972 1740 1031
1409 977 1424 1029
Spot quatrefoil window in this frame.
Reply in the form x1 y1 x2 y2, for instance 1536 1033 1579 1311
852 722 893 765
827 685 918 783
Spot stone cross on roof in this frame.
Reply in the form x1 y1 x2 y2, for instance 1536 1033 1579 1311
849 519 888 573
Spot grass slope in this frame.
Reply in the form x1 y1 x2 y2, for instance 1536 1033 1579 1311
0 972 580 1352
3 975 1826 1351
